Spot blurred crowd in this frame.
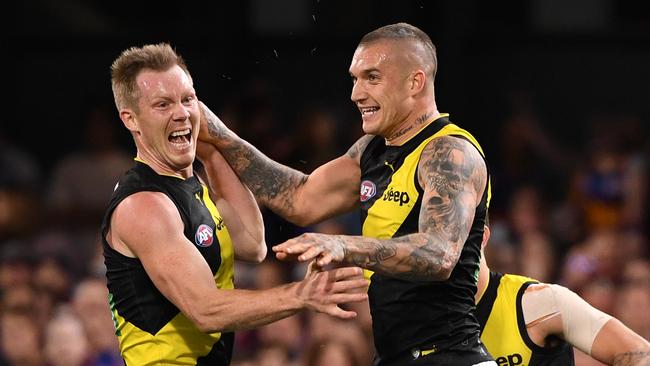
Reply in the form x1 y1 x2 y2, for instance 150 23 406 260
0 81 648 366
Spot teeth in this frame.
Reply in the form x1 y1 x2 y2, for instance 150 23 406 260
171 129 190 137
361 107 379 115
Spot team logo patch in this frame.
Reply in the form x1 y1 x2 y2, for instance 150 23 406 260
360 180 377 202
195 224 214 247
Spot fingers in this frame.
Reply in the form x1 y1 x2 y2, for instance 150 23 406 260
272 240 308 255
323 306 358 320
328 278 369 293
306 260 325 277
325 266 364 281
316 252 333 267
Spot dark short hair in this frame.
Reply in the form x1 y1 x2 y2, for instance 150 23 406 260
359 22 437 79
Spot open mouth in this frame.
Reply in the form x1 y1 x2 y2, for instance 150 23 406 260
168 128 192 147
360 106 380 117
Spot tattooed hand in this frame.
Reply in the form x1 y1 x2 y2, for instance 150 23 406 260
198 101 230 143
273 233 347 267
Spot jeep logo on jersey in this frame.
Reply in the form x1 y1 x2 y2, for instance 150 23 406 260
195 224 214 247
495 353 523 366
383 187 410 206
360 180 377 202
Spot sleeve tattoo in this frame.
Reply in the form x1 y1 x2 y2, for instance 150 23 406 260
344 136 486 281
206 116 307 213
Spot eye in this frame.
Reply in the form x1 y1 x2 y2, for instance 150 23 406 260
155 101 169 109
350 76 357 85
368 73 379 82
182 95 195 105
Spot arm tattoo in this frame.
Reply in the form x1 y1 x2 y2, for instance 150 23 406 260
206 115 308 213
613 352 650 366
337 136 486 281
345 135 373 162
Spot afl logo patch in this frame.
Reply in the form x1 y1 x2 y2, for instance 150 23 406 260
360 180 377 202
195 224 214 247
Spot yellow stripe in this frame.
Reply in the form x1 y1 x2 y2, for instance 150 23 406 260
480 274 535 365
362 123 491 280
200 185 235 290
112 308 222 365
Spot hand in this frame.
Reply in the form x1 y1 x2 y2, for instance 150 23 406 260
305 260 325 279
273 233 346 267
195 139 219 163
198 101 228 143
294 266 368 319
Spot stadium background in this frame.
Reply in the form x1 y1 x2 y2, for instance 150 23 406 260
1 1 648 365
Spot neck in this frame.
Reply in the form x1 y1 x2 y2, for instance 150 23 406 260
385 108 440 146
135 154 192 179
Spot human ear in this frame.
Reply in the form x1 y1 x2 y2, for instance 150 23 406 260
410 70 426 95
120 109 139 133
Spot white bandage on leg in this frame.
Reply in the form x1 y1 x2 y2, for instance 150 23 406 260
522 283 612 355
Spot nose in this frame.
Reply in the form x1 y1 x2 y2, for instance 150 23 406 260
172 102 191 121
350 81 367 104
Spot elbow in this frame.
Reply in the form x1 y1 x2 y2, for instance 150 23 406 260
186 310 220 333
188 308 234 333
236 238 268 263
435 257 456 281
287 215 317 227
436 266 453 281
251 241 267 263
194 317 217 333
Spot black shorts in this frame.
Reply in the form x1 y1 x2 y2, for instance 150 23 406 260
376 336 496 366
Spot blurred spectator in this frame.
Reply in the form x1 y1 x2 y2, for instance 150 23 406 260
578 278 617 315
0 242 35 291
561 229 623 290
255 342 294 366
257 315 304 362
33 255 73 304
71 277 121 366
508 185 556 282
45 103 132 229
44 307 91 366
304 337 360 366
291 106 342 173
569 115 648 234
492 90 572 217
615 281 650 340
304 312 372 366
0 309 43 366
0 131 42 243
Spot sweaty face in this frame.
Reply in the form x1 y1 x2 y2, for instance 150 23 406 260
349 41 413 137
130 65 200 176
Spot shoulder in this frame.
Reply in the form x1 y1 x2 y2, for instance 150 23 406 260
345 134 375 162
418 135 487 195
113 191 183 236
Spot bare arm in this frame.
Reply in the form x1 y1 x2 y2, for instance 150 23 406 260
199 101 366 226
273 136 487 281
196 139 266 263
106 192 368 333
596 319 650 366
523 284 650 366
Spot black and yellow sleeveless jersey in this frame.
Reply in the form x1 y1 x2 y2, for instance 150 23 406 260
476 271 575 366
359 115 491 361
101 161 235 366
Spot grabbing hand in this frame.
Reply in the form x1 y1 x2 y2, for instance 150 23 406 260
273 233 346 268
295 266 368 319
198 101 228 144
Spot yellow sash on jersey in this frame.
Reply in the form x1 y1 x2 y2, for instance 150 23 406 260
362 122 490 281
